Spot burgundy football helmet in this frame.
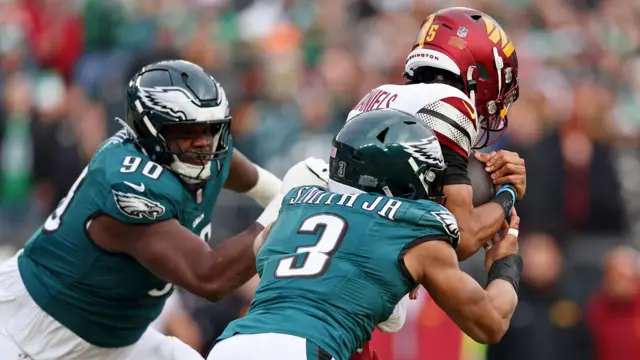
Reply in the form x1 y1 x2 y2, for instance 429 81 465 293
404 7 520 148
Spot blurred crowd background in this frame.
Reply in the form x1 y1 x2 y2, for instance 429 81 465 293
0 0 639 359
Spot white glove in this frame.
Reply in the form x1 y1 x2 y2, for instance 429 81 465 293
257 158 329 227
281 157 329 194
377 295 408 333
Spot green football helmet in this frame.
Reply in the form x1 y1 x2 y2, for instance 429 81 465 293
330 109 447 202
124 60 231 183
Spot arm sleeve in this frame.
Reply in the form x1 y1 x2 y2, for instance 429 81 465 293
103 181 177 224
442 144 470 186
377 295 408 333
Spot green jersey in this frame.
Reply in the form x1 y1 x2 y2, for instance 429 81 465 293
220 185 459 360
18 130 233 347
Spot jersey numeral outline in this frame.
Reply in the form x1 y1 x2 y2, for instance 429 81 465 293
43 157 163 233
120 156 163 179
274 213 348 279
43 166 89 232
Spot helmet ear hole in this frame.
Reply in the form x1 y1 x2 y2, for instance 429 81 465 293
470 14 482 20
350 151 364 163
476 62 490 80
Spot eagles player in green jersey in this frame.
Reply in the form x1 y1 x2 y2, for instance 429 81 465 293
208 109 523 360
0 60 287 360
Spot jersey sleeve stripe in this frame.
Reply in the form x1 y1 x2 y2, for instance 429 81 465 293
434 131 468 159
417 107 472 144
439 97 478 130
416 108 472 155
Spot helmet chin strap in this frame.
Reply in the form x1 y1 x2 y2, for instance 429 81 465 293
466 67 476 109
170 155 211 184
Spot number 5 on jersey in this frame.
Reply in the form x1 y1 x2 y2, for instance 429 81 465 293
275 214 348 278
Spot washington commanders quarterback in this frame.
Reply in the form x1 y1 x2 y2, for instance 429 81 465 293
349 7 525 261
311 7 525 359
0 60 293 360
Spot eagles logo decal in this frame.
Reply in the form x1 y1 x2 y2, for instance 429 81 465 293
400 136 445 168
112 190 166 220
137 86 203 121
431 210 460 246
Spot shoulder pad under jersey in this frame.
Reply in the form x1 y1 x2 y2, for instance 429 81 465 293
399 199 460 248
92 142 182 224
348 83 478 157
408 83 478 157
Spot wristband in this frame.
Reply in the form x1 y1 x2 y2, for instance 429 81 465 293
487 254 523 293
245 165 282 208
492 184 516 217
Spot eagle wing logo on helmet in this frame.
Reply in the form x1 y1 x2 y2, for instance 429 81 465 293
112 190 166 220
400 137 445 168
138 86 202 121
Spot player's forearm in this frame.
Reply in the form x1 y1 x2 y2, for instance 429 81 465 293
463 280 516 344
456 202 505 260
202 222 262 301
428 271 511 344
485 279 518 333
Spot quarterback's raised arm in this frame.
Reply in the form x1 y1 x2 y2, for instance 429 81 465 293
402 212 522 344
89 215 260 302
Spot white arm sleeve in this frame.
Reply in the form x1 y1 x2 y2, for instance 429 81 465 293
377 295 409 333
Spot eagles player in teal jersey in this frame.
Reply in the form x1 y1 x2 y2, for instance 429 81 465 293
0 60 290 360
208 109 523 360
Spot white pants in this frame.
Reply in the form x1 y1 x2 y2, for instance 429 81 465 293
0 252 203 360
207 333 335 360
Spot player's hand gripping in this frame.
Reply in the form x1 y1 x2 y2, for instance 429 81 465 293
485 208 520 272
475 150 526 200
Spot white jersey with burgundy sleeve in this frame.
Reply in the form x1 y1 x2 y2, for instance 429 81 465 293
347 83 478 158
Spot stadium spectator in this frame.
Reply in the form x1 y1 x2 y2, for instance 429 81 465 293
487 233 593 360
587 246 640 360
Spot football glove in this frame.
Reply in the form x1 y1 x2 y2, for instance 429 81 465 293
257 158 329 227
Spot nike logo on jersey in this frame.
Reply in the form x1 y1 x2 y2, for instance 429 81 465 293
193 213 205 228
124 181 145 192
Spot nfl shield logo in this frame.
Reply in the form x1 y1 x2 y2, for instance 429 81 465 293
457 26 468 38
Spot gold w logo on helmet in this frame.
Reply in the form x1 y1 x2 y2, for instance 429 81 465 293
482 17 515 57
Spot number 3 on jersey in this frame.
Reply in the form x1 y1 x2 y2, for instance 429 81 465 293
275 214 348 278
43 156 164 232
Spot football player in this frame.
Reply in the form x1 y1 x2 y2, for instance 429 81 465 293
348 8 526 359
208 109 523 360
349 6 524 261
0 60 285 360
